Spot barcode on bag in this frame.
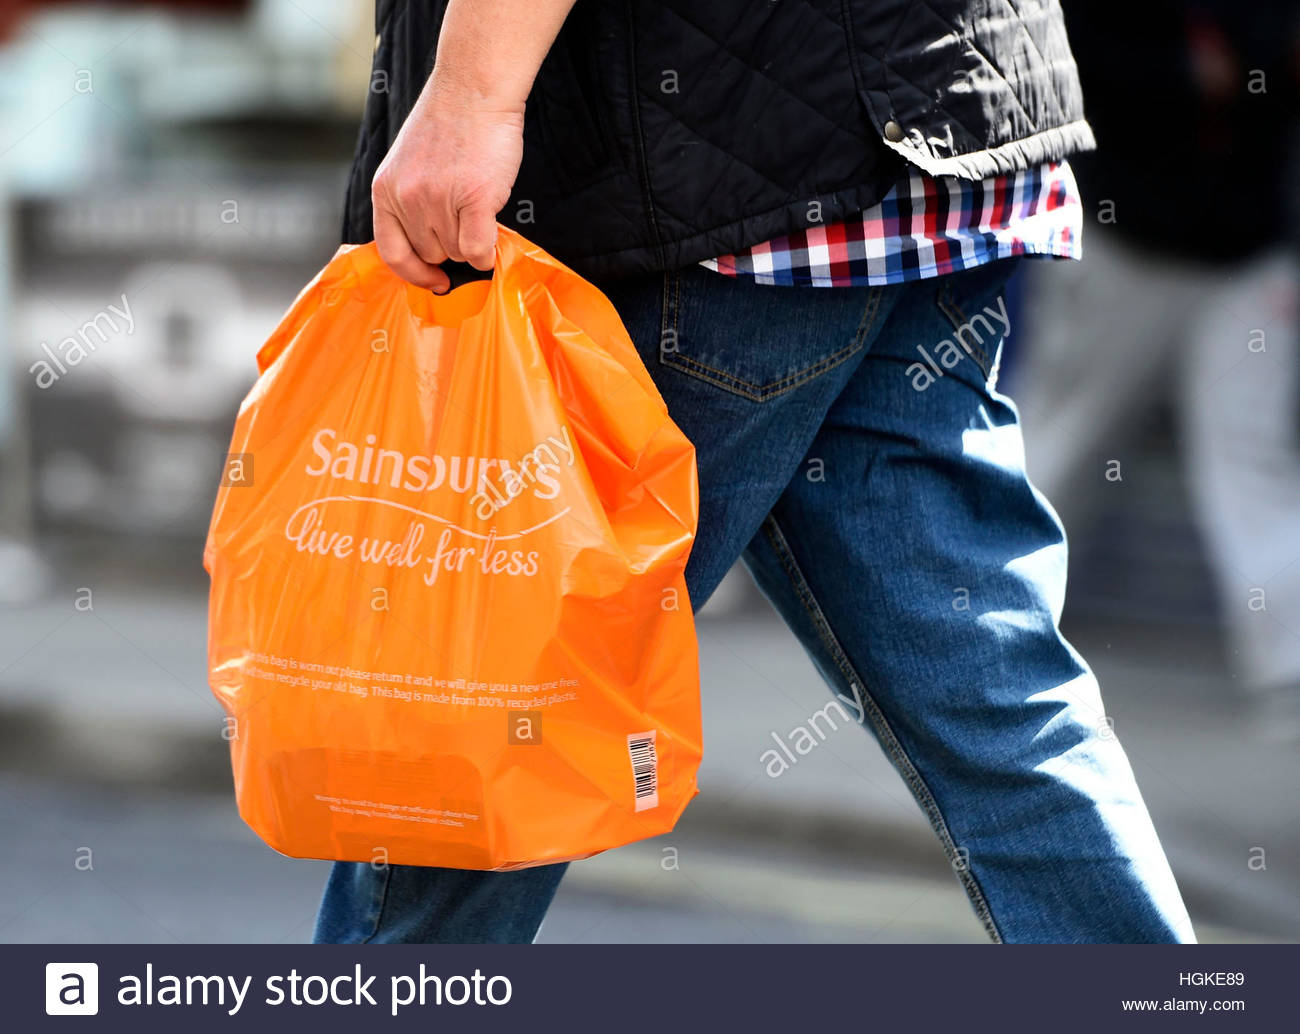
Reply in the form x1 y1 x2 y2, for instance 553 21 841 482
627 731 659 811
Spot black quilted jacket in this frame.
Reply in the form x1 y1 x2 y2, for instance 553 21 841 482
344 0 1095 280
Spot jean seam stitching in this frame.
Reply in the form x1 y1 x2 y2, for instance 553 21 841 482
359 864 393 944
936 281 994 377
659 270 673 350
761 513 1005 943
663 287 883 401
660 267 684 365
672 268 681 342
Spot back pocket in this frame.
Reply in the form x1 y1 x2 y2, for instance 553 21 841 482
660 266 884 401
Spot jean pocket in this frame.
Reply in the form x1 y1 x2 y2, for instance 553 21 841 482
933 259 1020 386
659 266 884 402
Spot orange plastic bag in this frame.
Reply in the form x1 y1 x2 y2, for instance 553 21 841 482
205 227 701 870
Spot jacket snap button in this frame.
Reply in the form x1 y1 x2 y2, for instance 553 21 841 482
884 120 905 143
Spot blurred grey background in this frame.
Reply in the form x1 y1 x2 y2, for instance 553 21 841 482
1 0 1297 943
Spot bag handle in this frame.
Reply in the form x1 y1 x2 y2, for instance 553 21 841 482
441 258 495 290
255 226 542 373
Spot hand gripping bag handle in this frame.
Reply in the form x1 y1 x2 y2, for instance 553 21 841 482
254 226 666 419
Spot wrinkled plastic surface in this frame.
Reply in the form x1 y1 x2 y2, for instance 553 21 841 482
205 227 701 870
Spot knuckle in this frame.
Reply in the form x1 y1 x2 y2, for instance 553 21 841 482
371 169 395 203
393 178 424 209
439 235 464 262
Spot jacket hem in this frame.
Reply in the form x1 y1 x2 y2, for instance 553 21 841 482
882 120 1097 180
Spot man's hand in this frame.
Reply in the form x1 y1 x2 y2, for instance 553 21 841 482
369 0 578 290
371 82 523 291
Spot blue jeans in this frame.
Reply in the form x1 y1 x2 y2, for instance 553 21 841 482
313 258 1195 944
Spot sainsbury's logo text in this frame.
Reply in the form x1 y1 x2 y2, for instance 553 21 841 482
305 426 575 522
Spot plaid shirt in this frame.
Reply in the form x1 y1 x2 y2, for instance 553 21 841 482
701 161 1082 287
